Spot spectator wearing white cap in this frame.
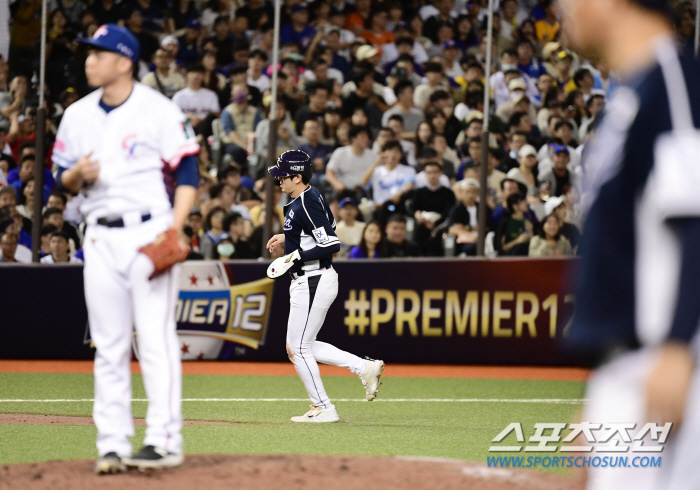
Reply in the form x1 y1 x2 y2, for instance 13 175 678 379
543 194 580 252
540 41 561 78
507 144 540 204
496 78 536 122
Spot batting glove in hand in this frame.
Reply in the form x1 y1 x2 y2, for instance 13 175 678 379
267 249 302 279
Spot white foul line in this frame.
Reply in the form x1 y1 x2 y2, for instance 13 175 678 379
0 398 586 404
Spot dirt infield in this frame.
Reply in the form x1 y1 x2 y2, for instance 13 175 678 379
0 360 590 380
0 454 585 490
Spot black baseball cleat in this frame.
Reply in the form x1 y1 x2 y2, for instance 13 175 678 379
94 452 127 474
123 445 184 470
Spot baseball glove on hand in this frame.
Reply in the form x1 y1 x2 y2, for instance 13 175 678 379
267 249 302 279
139 229 190 279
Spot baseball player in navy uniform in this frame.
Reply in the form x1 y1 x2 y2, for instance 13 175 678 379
563 0 700 489
266 150 385 422
54 25 199 472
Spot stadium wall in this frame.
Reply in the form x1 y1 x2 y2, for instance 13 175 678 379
0 259 584 365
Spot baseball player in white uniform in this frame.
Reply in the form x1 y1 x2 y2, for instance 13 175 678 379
266 150 385 423
54 25 199 473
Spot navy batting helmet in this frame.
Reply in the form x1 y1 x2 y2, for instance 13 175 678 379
268 150 313 184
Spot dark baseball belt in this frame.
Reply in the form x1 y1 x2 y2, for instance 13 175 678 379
290 264 331 279
96 213 152 228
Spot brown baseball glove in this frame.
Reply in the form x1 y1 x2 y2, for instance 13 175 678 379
139 229 190 279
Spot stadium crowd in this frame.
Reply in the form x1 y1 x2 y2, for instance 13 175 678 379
0 0 697 263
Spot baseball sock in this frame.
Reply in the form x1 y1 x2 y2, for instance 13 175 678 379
312 341 366 375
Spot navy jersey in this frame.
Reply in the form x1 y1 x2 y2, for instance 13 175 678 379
570 37 700 351
283 185 341 274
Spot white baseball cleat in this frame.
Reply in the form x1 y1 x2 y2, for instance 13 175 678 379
359 358 385 401
291 404 340 423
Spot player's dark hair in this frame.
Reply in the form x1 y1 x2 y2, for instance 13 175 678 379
222 212 243 233
48 190 68 206
506 192 526 213
43 207 63 220
380 140 402 153
348 125 369 141
393 79 413 98
204 206 227 231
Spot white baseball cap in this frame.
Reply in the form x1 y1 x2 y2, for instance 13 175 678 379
544 195 566 217
519 144 537 158
508 78 527 92
356 45 379 61
459 178 480 190
160 35 179 48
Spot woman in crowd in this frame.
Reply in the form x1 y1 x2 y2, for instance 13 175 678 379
349 221 387 259
200 206 228 259
414 121 434 160
528 213 572 257
16 178 36 220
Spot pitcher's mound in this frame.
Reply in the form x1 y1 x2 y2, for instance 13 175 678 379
0 454 584 490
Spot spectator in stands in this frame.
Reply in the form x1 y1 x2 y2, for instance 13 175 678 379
326 125 376 198
538 145 578 198
176 19 202 67
381 80 424 134
298 119 334 188
40 230 82 263
414 121 434 161
545 194 581 252
554 50 575 92
349 220 387 259
255 96 300 162
221 83 263 166
124 8 159 64
43 207 80 249
516 39 547 80
415 148 452 188
0 229 18 263
447 178 493 256
456 137 483 181
16 177 36 220
335 197 365 249
172 63 220 137
500 131 528 172
413 160 456 256
142 48 186 99
360 6 394 46
413 62 444 111
39 223 57 257
534 0 560 44
7 110 37 162
427 90 461 147
423 0 456 44
247 49 271 93
280 4 316 51
384 116 417 167
361 140 415 223
222 211 254 259
383 214 420 257
205 16 235 67
0 218 30 262
295 82 329 136
497 192 533 256
0 204 31 248
200 206 227 259
528 213 572 257
507 144 540 203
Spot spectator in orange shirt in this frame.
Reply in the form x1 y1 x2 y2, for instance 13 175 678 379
534 0 560 44
360 7 395 47
345 0 371 36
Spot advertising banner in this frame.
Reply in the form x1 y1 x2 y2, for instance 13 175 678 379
0 259 581 365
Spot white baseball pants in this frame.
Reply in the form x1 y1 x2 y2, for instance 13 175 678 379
83 215 182 457
286 267 366 409
584 346 700 490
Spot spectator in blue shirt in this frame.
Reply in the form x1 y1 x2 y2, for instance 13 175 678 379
280 4 317 52
349 221 388 259
516 39 547 80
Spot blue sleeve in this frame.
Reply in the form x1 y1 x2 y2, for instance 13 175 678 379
56 166 67 191
667 218 700 342
221 109 235 134
298 192 341 262
456 162 465 181
175 154 199 187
